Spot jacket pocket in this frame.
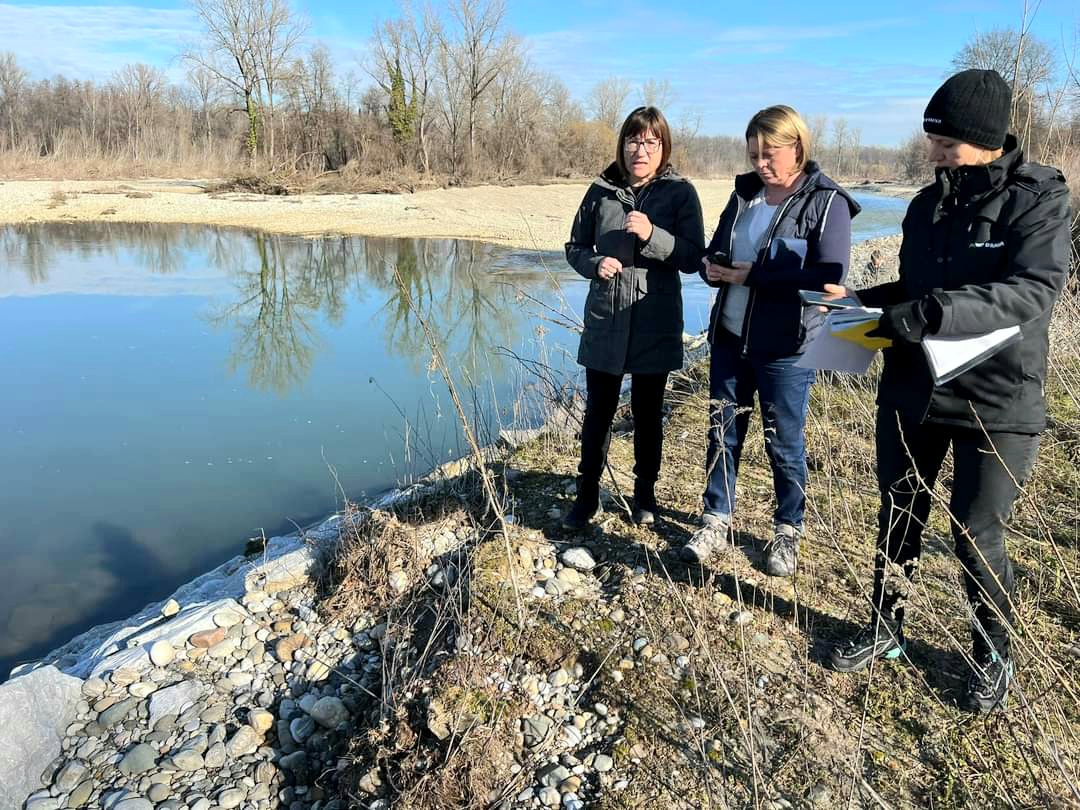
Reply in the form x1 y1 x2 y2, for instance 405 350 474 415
584 277 615 328
946 340 1024 406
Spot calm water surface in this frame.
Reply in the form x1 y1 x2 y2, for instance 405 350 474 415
0 192 904 675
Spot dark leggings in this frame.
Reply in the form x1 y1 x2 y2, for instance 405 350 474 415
578 368 668 491
872 409 1040 658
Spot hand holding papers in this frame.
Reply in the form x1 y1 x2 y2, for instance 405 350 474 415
797 306 884 373
796 291 1024 383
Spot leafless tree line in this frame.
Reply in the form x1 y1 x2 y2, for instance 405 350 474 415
0 0 1075 187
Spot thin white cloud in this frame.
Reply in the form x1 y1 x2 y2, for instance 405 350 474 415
0 4 199 79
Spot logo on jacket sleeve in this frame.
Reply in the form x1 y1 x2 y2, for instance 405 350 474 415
970 241 1005 249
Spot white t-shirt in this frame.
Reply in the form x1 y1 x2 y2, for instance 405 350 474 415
720 193 777 336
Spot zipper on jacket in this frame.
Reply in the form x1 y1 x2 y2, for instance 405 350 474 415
740 191 802 358
708 191 746 344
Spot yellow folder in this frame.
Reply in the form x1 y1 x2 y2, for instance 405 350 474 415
831 319 894 350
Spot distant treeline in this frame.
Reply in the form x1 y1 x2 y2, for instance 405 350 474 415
0 0 1076 194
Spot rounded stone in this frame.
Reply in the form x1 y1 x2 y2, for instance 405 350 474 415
161 599 181 618
119 743 157 775
309 696 349 729
149 640 176 667
248 708 274 734
216 788 246 809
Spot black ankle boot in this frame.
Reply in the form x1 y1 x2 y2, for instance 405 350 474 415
562 480 599 530
632 482 658 525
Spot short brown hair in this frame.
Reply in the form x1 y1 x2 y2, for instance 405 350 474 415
745 105 812 171
616 106 673 178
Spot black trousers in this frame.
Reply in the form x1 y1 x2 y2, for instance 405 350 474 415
578 368 668 494
872 409 1040 658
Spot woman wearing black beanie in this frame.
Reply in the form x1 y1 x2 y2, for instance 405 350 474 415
824 68 1071 712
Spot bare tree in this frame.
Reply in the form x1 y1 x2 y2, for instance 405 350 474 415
899 129 931 183
185 0 264 169
588 76 631 131
252 0 306 164
114 64 165 160
831 117 849 176
187 65 220 153
0 52 26 150
439 0 514 172
641 78 674 111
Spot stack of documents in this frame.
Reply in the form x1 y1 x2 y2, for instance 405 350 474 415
797 303 1022 384
797 307 884 374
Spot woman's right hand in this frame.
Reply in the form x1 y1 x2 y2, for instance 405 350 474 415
597 256 623 280
819 283 856 312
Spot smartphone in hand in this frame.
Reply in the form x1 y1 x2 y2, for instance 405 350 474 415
799 289 862 309
707 251 731 266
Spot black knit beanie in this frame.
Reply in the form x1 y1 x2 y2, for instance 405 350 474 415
923 69 1011 149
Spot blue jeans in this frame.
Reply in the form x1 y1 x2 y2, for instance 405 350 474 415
703 329 815 526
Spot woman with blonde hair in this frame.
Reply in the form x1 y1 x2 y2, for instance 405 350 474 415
682 105 858 576
563 106 705 529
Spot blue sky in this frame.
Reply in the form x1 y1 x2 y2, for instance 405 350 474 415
1 0 1076 145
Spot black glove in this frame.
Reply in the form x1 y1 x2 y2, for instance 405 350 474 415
867 294 946 344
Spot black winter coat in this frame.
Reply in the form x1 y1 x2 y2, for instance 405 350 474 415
565 164 705 375
703 162 860 357
859 136 1071 433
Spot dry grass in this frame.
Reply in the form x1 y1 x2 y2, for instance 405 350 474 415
316 275 1080 809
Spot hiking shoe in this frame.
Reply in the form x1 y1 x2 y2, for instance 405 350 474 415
764 524 800 577
680 514 732 565
829 622 906 672
562 483 599 531
964 652 1013 713
631 488 658 525
631 500 657 525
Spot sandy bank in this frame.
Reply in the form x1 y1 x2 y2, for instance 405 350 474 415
0 178 742 253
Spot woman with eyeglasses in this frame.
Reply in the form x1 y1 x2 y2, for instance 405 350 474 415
681 105 859 577
563 106 705 529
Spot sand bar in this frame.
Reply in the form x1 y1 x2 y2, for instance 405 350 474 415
0 177 744 253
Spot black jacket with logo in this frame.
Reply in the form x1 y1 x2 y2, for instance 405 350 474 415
859 136 1071 433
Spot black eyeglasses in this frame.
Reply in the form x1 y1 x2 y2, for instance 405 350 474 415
624 137 662 154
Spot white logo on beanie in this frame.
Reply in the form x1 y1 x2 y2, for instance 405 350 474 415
924 117 942 124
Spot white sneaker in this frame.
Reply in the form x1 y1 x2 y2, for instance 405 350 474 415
681 513 732 564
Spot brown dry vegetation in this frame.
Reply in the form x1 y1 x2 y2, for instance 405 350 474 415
314 274 1080 809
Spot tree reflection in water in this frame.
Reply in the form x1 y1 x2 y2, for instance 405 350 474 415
0 223 563 396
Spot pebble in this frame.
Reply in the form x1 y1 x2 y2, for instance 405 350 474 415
248 708 275 733
730 610 754 626
560 547 596 571
593 753 614 772
309 696 349 729
170 748 204 771
54 760 88 792
161 598 181 617
216 788 246 808
226 725 261 758
189 627 226 648
213 609 244 628
119 743 158 775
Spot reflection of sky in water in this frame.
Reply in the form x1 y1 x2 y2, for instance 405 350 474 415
0 194 904 675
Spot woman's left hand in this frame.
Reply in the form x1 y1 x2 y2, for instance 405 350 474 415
714 261 752 285
624 211 654 241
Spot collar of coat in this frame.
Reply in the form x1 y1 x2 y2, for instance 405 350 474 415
732 160 861 218
933 134 1023 202
596 162 678 192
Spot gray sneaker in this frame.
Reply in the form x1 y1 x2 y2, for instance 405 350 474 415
764 524 800 577
681 513 732 565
